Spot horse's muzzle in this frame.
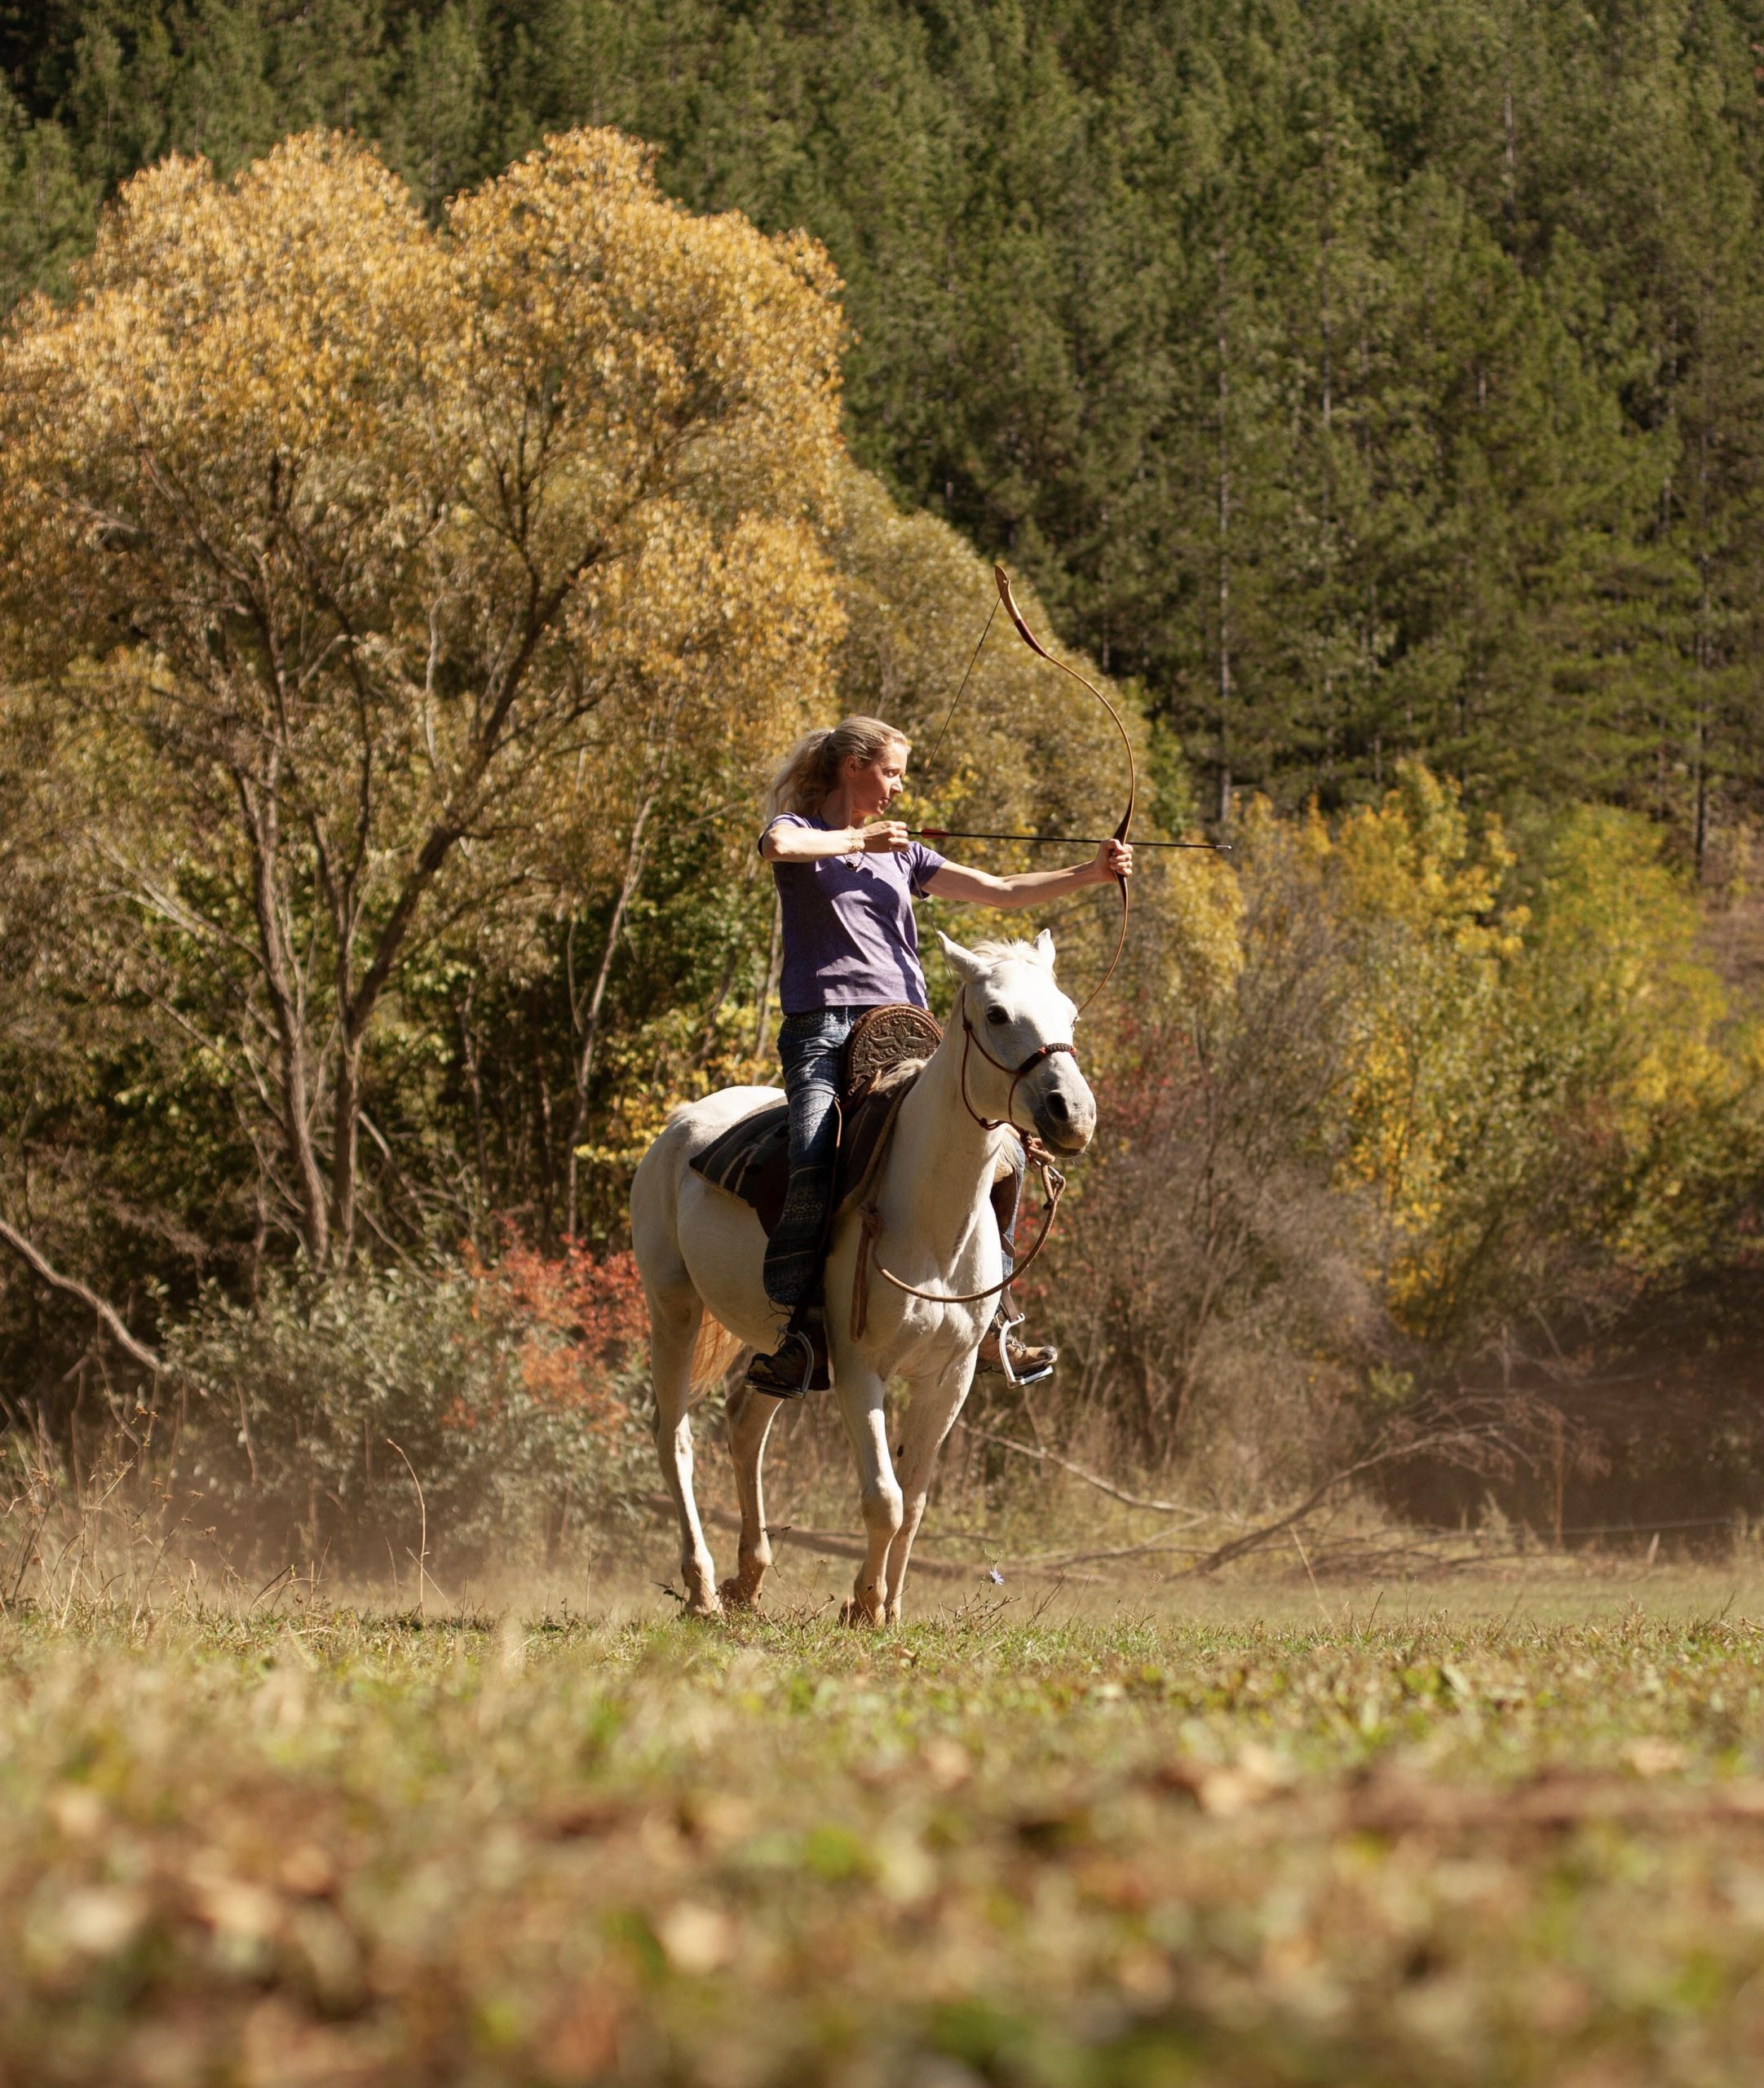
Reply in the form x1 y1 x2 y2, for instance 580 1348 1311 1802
1026 1060 1095 1154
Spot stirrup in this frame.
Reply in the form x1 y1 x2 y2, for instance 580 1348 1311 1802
997 1308 1027 1386
745 1327 816 1400
977 1311 1057 1387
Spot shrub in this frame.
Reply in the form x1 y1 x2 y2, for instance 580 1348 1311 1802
1030 772 1764 1506
166 1251 652 1580
1028 812 1385 1492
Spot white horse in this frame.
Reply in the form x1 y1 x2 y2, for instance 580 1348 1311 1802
630 931 1097 1624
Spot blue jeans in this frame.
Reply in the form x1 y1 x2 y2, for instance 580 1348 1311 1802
762 1011 855 1312
762 1008 1024 1316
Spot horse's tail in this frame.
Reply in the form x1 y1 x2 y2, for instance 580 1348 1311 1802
690 1312 745 1391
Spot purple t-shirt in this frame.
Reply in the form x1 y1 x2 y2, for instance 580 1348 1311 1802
762 814 947 1014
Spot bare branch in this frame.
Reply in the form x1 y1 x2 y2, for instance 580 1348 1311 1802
0 1219 160 1373
955 1420 1208 1520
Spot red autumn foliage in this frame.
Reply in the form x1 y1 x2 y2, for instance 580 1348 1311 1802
452 1244 649 1433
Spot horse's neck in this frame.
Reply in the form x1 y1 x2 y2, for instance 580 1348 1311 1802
886 1023 1004 1230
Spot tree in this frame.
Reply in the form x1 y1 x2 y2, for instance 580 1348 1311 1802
0 125 846 1271
0 86 93 308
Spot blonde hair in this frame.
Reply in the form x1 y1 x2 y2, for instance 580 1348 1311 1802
767 715 910 819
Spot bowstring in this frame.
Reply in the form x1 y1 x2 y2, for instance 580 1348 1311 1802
919 595 1000 794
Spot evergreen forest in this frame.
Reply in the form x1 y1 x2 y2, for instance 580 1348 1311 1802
9 0 1764 839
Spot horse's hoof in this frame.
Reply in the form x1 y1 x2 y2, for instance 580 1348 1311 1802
838 1596 884 1629
718 1577 762 1612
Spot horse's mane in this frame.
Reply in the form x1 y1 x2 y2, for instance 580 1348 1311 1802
967 937 1053 970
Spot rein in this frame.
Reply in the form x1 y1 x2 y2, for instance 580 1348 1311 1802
849 989 1075 1335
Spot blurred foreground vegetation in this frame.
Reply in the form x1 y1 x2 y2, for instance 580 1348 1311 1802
7 1587 1764 2084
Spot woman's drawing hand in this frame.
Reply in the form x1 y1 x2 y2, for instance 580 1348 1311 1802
856 821 912 855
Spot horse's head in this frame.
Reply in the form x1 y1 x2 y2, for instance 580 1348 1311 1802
936 931 1098 1156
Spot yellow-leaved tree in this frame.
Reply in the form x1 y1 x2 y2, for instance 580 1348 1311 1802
1327 772 1762 1341
1329 762 1524 1311
0 129 846 1267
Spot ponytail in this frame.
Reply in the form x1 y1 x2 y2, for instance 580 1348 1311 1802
766 715 910 819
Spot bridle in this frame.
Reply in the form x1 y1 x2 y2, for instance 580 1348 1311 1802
848 985 1079 1332
957 987 1080 1137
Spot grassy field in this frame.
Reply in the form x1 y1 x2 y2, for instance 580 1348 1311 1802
7 1571 1764 2086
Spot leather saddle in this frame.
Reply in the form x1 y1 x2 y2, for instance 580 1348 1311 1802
688 1005 943 1236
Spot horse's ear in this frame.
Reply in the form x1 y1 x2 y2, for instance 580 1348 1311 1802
937 931 986 985
1033 929 1056 972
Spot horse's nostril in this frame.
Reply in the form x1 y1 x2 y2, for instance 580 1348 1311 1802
1047 1093 1069 1120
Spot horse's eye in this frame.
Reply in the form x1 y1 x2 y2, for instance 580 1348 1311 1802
985 1006 1010 1027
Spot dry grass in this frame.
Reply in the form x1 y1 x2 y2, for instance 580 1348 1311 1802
6 1564 1764 2085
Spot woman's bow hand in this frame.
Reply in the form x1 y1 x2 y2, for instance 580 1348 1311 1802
1092 836 1133 884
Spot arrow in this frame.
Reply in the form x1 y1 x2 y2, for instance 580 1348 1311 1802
912 828 1231 852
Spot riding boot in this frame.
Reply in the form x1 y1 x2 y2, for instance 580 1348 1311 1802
745 1302 830 1399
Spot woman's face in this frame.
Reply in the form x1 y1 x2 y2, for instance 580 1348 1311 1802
845 745 908 819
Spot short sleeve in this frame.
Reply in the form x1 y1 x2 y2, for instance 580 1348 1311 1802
758 812 811 858
907 840 946 895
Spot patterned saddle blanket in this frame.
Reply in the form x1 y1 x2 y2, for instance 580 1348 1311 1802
688 1059 922 1236
687 1004 941 1236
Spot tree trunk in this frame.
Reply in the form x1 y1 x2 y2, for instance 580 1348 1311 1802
237 758 329 1267
455 980 491 1241
1695 365 1713 878
564 792 657 1240
329 1036 365 1267
1214 237 1235 829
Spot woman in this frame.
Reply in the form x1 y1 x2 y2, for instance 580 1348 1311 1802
748 714 1132 1396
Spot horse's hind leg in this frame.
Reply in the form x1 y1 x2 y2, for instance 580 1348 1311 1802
648 1286 722 1617
720 1379 782 1610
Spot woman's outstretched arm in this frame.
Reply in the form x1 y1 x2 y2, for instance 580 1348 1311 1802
926 837 1132 909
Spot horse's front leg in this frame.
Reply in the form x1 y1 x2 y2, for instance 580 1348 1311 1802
835 1362 902 1626
720 1378 782 1609
882 1356 975 1626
